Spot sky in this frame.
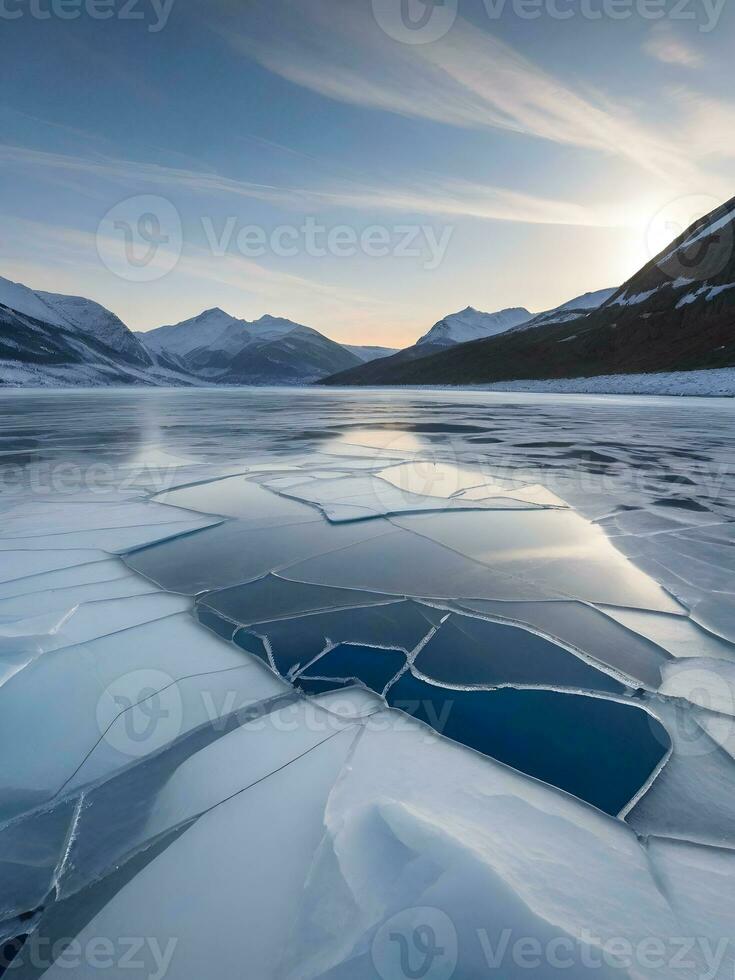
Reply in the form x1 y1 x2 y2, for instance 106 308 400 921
1 0 733 347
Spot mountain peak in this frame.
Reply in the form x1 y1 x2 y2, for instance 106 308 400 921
252 313 299 327
196 307 235 322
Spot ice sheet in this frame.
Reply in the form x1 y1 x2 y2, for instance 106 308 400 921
126 516 393 594
199 573 392 626
412 613 625 693
0 613 253 818
279 712 701 980
265 471 549 523
455 597 668 688
390 511 682 612
2 388 735 975
30 729 360 980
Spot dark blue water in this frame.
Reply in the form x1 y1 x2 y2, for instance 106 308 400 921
387 671 668 815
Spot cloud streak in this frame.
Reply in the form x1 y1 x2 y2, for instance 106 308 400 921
224 0 729 192
0 143 618 229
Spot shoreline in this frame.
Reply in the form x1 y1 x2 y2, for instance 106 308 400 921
1 365 734 398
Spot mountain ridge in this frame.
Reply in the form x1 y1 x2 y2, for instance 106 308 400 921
416 306 532 347
3 194 733 390
137 309 361 384
320 196 735 387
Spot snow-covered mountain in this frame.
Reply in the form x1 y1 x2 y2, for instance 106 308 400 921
512 287 616 332
416 306 531 347
322 195 735 387
0 277 378 388
0 275 197 388
0 277 154 367
319 305 534 385
342 344 398 363
138 310 361 385
135 308 241 360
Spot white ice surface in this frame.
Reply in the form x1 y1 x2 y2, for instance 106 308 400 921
0 612 252 814
279 712 725 979
42 727 361 980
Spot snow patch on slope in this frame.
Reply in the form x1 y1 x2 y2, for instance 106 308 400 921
556 287 617 312
416 306 531 347
36 291 151 363
137 308 244 357
458 367 735 397
0 276 69 327
510 288 617 334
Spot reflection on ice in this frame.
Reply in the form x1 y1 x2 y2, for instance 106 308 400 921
412 613 625 693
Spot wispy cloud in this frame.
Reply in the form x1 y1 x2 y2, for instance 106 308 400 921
0 215 408 339
668 90 735 161
311 179 619 228
223 0 728 192
0 144 289 203
0 143 618 228
643 25 703 68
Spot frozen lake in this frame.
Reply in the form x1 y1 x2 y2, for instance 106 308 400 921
1 387 734 978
